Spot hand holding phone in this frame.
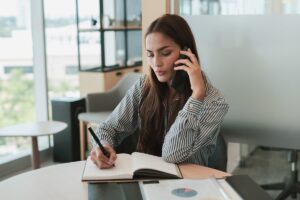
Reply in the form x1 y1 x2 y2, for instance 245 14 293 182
171 46 191 93
172 47 207 100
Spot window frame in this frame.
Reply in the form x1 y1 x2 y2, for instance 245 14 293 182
0 0 50 177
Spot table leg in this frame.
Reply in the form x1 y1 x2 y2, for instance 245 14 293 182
31 136 40 169
80 121 87 160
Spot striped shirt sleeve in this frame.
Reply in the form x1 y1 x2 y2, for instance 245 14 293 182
162 82 229 164
94 76 144 148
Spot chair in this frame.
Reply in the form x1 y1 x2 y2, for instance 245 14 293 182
208 127 228 172
78 73 142 160
260 147 300 200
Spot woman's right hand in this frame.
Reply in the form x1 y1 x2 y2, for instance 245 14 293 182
90 144 117 169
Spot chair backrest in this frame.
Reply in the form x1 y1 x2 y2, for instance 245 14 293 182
86 73 142 112
207 127 228 172
111 73 143 99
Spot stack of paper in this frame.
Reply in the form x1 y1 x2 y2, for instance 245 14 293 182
139 178 243 200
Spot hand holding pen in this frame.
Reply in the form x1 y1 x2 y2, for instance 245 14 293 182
88 127 117 169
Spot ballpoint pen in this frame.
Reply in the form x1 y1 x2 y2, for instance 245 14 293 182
88 127 115 166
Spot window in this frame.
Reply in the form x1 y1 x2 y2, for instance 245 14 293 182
44 0 80 104
65 65 78 75
0 0 69 168
0 0 35 162
4 66 33 74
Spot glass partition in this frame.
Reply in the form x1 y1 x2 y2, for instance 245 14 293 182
78 31 102 71
77 0 100 29
75 0 142 71
103 0 125 29
127 30 142 66
104 31 126 68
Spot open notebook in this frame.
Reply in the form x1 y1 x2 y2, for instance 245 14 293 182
82 152 182 182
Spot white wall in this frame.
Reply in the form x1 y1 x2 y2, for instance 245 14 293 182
186 15 300 171
186 15 300 130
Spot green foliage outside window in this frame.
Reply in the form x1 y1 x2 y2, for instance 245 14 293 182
0 70 35 152
0 70 35 127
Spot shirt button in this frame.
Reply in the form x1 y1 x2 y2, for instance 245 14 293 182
189 104 194 109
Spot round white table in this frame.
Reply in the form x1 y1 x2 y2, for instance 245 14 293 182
0 121 67 169
0 161 230 200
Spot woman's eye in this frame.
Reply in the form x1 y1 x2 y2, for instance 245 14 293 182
161 51 171 56
146 52 154 57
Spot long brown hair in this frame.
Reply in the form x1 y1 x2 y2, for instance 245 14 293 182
137 14 200 156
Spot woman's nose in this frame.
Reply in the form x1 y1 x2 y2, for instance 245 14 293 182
154 56 163 67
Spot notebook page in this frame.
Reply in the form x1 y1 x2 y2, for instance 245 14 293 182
82 154 133 180
132 152 180 177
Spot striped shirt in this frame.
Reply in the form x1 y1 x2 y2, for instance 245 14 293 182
95 74 229 166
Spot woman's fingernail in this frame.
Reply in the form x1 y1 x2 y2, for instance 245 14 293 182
108 160 114 165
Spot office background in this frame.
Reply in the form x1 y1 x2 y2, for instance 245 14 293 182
0 0 300 198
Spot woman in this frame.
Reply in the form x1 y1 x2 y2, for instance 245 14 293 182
90 14 229 169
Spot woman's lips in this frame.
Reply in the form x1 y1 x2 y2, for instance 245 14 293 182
155 71 165 76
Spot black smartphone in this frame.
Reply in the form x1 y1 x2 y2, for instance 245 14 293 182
171 46 190 93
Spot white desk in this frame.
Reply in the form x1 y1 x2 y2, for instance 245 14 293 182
0 121 67 169
0 161 230 200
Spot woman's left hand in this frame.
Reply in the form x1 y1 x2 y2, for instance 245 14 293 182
174 48 206 100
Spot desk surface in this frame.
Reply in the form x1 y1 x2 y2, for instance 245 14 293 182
0 121 67 137
0 161 229 200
